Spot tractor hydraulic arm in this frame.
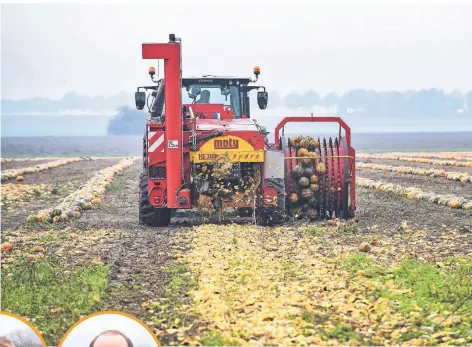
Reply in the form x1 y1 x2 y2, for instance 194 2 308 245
183 130 223 151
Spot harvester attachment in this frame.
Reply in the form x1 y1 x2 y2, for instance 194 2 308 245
275 117 356 221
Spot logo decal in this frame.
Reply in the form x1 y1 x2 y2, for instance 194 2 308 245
214 138 239 149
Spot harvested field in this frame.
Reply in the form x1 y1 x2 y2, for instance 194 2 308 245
1 150 471 346
358 154 472 169
358 158 472 176
357 168 472 199
0 158 57 171
0 158 121 231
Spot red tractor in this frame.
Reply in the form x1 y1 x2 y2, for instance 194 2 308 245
135 34 356 226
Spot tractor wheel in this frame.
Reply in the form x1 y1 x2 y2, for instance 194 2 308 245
256 207 285 226
238 207 253 218
139 172 171 227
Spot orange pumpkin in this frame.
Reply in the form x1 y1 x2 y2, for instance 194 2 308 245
289 193 299 204
91 198 102 205
327 219 338 226
308 151 317 159
1 242 13 252
310 139 320 150
316 162 326 174
298 148 309 157
299 138 310 148
448 200 462 208
25 252 44 260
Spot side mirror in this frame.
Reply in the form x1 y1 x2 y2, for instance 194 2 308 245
257 91 268 110
221 86 230 96
135 91 146 110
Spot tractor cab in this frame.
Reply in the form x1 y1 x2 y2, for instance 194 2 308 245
182 76 268 120
182 77 246 120
136 69 268 121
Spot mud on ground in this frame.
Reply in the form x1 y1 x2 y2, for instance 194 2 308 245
71 164 191 315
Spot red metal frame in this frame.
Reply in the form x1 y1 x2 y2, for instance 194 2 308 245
185 104 234 120
142 43 182 208
274 116 356 213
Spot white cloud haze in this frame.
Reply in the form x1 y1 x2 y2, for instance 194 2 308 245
1 2 472 100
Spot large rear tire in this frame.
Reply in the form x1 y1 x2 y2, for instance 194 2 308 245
238 207 253 218
256 206 285 226
139 172 171 227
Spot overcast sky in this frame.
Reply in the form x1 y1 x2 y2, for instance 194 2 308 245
1 2 472 100
61 314 158 347
0 315 43 345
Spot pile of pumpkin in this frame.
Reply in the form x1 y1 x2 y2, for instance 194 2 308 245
357 153 472 168
286 136 327 220
1 156 64 163
357 177 472 210
194 162 258 203
359 151 472 161
28 157 137 223
357 162 472 183
1 157 86 182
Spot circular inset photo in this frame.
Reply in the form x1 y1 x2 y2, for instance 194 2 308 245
59 312 160 347
0 312 46 347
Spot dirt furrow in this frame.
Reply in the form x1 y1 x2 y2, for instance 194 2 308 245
355 186 471 232
71 163 191 328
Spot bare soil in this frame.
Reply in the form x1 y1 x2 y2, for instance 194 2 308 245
71 164 191 318
355 187 471 233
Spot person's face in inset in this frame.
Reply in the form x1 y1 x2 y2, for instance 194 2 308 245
93 334 128 347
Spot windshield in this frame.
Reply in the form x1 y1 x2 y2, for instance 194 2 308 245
181 84 242 118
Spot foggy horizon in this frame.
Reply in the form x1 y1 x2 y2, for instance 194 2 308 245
2 3 472 100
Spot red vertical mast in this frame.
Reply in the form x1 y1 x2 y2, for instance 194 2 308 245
142 35 182 208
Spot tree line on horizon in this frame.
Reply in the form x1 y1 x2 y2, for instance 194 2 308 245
3 89 472 135
3 89 471 117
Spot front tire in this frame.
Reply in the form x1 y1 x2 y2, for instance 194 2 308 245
139 172 171 227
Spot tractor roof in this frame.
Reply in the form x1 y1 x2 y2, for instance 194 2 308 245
183 76 252 86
